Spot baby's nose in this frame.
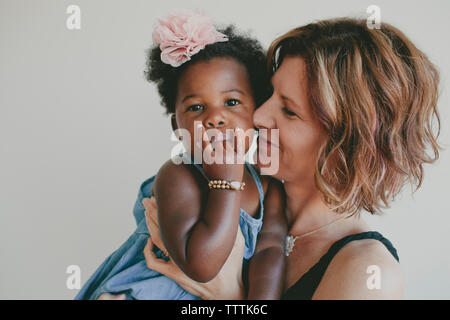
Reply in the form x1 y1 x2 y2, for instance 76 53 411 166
205 112 226 128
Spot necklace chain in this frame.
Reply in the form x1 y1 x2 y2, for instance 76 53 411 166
285 215 349 256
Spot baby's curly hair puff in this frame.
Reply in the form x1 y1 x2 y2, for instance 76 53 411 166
144 25 272 115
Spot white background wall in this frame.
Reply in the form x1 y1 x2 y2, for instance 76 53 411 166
1 0 449 299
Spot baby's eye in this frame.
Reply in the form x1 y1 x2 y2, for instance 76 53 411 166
187 104 204 112
225 99 241 107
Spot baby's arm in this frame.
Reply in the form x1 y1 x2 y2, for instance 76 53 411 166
247 177 287 299
152 160 243 283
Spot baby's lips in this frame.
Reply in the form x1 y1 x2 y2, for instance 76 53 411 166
208 133 228 143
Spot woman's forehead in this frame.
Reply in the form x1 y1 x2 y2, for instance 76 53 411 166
272 57 306 87
271 56 308 104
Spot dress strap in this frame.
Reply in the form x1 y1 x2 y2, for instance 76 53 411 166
245 163 265 210
282 231 399 300
322 231 399 263
306 231 399 284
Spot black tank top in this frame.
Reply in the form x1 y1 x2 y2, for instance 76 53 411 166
282 231 399 300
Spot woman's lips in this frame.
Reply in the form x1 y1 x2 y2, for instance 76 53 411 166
257 135 279 150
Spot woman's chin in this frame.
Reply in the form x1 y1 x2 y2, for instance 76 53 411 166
254 153 281 177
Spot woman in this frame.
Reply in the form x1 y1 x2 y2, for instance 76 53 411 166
102 17 441 300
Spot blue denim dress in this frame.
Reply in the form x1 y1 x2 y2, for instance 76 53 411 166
75 159 264 300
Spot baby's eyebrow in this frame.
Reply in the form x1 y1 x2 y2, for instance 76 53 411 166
181 89 245 103
181 94 198 103
222 89 246 96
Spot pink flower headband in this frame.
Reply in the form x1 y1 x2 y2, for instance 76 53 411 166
152 10 229 67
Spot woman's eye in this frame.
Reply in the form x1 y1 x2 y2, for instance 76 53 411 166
187 104 204 112
282 106 298 117
225 99 241 107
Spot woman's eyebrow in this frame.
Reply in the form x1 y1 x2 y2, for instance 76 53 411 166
271 77 300 106
281 95 301 110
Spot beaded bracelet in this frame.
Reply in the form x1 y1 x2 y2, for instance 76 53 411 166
208 179 245 191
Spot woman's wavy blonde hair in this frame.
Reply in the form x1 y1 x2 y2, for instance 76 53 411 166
268 18 442 215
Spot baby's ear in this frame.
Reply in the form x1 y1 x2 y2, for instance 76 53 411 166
170 114 178 132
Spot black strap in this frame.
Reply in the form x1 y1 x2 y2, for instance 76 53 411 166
282 231 399 300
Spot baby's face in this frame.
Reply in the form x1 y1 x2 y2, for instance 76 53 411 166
174 57 256 155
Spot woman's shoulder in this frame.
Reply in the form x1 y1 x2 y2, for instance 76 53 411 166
313 232 404 299
335 235 401 273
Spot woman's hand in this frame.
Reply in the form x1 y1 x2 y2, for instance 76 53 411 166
142 197 246 300
142 197 168 256
97 293 126 300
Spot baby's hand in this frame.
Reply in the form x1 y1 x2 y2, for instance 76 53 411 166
196 123 245 181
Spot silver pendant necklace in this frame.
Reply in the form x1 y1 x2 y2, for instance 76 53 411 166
285 215 349 256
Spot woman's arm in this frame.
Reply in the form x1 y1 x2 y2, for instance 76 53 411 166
153 158 244 283
247 178 287 299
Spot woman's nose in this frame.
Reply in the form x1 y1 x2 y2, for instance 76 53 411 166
253 98 276 129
